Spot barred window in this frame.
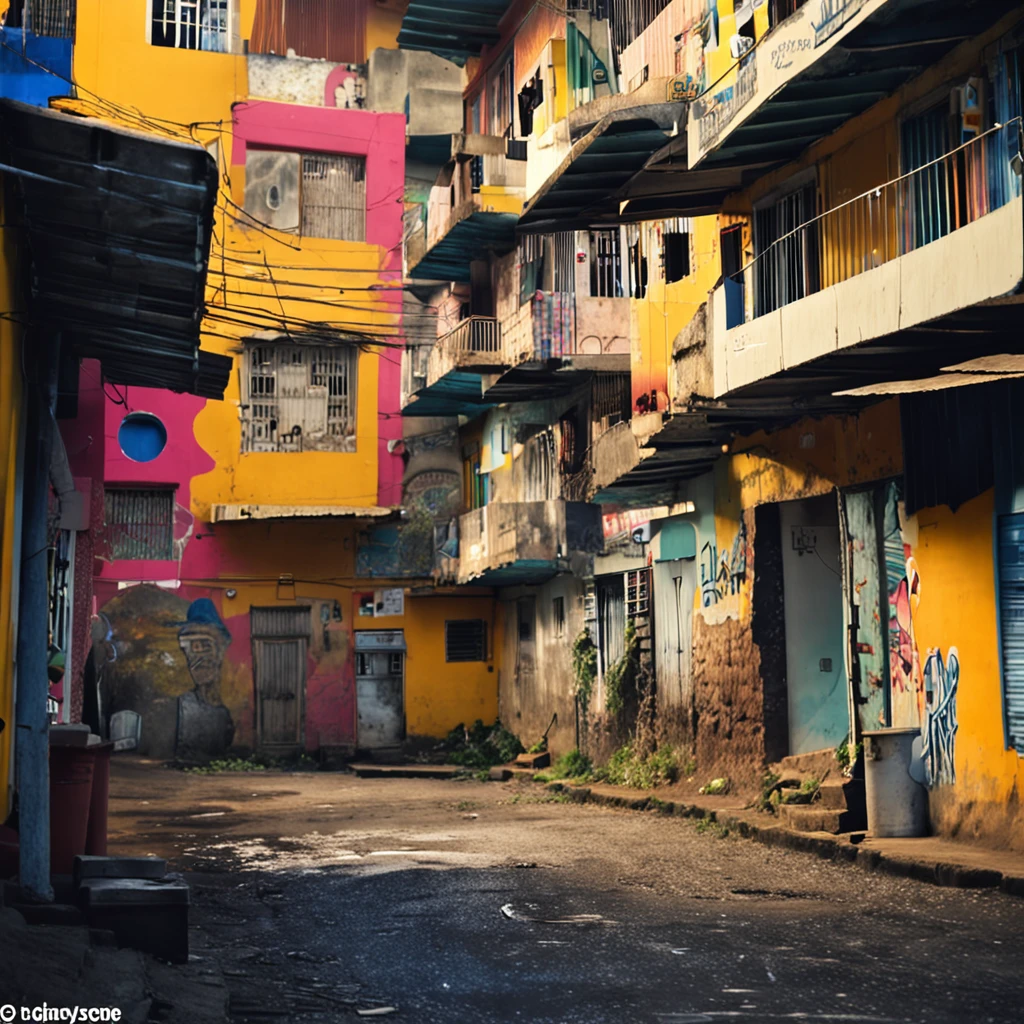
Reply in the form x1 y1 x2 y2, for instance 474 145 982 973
445 619 487 662
301 154 366 242
242 343 357 453
105 489 175 561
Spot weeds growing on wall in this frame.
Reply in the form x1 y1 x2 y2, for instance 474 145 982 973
571 628 598 715
604 620 640 715
444 719 524 768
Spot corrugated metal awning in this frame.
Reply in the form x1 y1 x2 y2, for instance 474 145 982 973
0 100 223 399
212 504 392 522
397 0 508 65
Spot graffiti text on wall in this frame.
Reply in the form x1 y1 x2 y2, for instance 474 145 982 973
700 519 747 607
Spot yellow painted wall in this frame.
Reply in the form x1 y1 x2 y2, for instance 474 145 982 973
0 191 23 817
631 215 721 416
372 595 501 738
906 491 1024 848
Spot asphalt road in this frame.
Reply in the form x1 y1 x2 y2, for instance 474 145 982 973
109 759 1024 1024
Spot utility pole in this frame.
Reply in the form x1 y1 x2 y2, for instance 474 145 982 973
15 332 60 901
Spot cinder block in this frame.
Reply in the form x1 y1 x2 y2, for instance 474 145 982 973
80 878 189 964
74 855 167 886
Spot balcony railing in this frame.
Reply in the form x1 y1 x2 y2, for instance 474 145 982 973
726 119 1023 327
426 316 504 387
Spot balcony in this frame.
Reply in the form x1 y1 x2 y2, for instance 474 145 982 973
408 134 526 282
456 500 604 585
402 317 505 418
713 123 1024 404
483 292 630 403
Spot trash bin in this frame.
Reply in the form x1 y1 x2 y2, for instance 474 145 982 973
49 745 96 874
863 727 928 838
85 742 114 857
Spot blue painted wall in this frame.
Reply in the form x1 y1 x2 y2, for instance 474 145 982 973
0 30 73 107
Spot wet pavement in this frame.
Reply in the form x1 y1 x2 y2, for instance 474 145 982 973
110 758 1024 1024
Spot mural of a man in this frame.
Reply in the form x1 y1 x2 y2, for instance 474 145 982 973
176 598 234 763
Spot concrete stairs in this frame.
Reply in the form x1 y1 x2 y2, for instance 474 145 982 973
771 749 866 835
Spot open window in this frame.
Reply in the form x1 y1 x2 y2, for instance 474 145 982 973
150 0 233 52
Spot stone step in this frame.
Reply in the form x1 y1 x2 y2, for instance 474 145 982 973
817 780 848 810
777 804 847 835
774 748 837 781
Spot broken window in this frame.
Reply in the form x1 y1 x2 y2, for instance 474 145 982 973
662 219 692 283
104 488 176 561
626 225 648 299
241 342 357 453
151 0 231 52
445 619 488 662
552 596 566 639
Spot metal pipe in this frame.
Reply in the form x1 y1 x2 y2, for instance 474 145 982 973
15 331 60 902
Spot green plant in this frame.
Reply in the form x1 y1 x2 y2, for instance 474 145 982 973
571 628 598 714
604 620 639 715
756 771 781 812
594 743 682 789
835 739 863 774
799 775 820 794
698 776 730 796
444 719 524 769
549 748 593 781
695 814 730 838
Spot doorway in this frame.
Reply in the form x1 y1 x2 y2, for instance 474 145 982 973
653 558 696 712
251 606 310 755
355 631 405 750
515 597 537 693
778 495 847 755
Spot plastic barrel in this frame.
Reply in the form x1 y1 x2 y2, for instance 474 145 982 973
863 728 928 838
85 743 114 856
49 746 96 874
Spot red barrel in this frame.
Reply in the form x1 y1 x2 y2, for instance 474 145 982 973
49 745 95 875
85 743 114 856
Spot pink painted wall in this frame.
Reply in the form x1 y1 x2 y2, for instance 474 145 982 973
231 100 406 507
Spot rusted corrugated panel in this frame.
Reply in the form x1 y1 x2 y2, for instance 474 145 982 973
251 606 312 638
251 0 287 54
513 5 565 86
285 0 367 63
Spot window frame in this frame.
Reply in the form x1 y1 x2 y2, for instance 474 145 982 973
148 0 235 53
104 487 177 562
444 619 488 662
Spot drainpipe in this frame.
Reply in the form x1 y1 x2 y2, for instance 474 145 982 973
15 332 60 902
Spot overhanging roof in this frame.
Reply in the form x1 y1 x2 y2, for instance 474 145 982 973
397 0 508 65
483 356 630 403
402 369 494 418
211 504 392 522
646 0 1023 215
0 100 223 398
408 209 519 282
518 105 683 234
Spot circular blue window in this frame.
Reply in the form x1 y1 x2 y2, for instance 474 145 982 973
118 412 168 463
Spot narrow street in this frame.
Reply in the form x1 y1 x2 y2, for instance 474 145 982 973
110 759 1024 1024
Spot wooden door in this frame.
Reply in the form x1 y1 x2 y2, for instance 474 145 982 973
254 637 306 752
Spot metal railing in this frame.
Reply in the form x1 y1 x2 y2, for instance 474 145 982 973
728 119 1023 326
437 316 502 356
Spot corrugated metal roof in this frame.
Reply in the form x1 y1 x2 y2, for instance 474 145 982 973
212 504 392 521
0 100 223 398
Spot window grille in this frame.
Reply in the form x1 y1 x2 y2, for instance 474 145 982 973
589 230 622 297
593 372 631 429
445 619 487 662
151 0 230 52
104 489 176 561
552 232 577 294
242 343 357 453
301 154 366 242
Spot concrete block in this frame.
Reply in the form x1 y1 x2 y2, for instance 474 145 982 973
81 878 190 964
74 855 167 886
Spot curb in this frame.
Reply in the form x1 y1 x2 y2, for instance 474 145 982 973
542 782 1024 899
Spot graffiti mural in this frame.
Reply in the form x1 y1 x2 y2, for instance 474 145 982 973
95 586 235 762
699 519 747 607
175 598 234 762
921 647 959 787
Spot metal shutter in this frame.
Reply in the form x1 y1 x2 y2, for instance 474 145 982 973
445 620 487 662
998 513 1024 752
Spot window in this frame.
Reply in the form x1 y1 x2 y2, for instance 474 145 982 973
753 181 818 317
626 225 648 299
445 619 488 662
242 343 357 453
301 154 366 241
151 0 230 52
663 226 691 284
243 151 367 241
589 229 622 297
518 74 544 136
104 489 176 561
552 596 566 639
